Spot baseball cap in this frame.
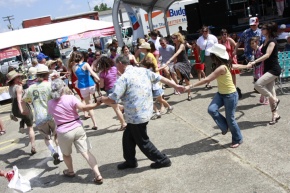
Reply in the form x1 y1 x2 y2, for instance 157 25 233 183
249 17 259 26
280 24 286 29
37 53 48 62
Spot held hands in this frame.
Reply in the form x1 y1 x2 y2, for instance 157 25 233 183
246 62 255 69
184 85 193 92
175 85 186 94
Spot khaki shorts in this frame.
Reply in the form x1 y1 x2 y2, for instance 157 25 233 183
37 120 56 140
57 126 92 156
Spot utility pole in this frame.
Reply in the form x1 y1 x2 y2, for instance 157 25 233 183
3 15 14 31
87 1 91 11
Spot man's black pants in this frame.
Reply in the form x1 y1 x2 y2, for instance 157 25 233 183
122 122 169 165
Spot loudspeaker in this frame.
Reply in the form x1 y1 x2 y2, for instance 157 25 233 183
185 3 202 34
198 0 228 28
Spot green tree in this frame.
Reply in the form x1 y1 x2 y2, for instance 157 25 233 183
94 3 112 11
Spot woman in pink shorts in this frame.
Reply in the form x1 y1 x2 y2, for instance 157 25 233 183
72 52 100 130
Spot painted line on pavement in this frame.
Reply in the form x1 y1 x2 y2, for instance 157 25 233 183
0 138 19 151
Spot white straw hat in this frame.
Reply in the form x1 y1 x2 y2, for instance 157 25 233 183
139 42 151 50
207 44 229 60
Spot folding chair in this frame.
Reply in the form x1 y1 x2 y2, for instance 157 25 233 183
277 56 290 94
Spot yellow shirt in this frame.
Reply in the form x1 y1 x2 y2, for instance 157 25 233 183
216 65 236 94
145 53 158 70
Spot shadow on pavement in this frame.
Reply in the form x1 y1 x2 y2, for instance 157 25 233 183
161 136 223 158
86 124 119 137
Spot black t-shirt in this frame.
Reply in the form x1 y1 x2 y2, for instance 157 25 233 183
261 39 281 76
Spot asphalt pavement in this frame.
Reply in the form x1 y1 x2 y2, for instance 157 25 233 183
1 71 290 193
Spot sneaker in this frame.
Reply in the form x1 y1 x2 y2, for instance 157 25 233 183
151 113 161 120
117 162 138 170
166 107 174 114
174 90 180 95
150 159 172 169
52 152 61 165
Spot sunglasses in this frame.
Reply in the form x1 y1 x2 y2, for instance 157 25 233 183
95 54 100 56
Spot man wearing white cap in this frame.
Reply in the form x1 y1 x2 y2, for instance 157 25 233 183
23 65 63 165
234 17 264 63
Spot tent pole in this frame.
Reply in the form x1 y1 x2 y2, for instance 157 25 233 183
113 0 123 47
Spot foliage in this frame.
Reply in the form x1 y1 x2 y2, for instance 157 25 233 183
94 3 112 11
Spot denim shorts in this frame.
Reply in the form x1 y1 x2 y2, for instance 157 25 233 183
106 87 114 96
152 88 164 98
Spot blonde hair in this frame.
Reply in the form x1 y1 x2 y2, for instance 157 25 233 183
172 32 185 44
56 58 62 65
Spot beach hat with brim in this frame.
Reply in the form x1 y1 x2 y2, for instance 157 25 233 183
37 65 52 74
139 42 151 50
28 67 37 80
6 70 23 83
207 44 229 60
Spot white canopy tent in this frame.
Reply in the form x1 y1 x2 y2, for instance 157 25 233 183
0 18 115 50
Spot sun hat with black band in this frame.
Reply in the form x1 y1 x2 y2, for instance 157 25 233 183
207 44 229 60
6 70 23 83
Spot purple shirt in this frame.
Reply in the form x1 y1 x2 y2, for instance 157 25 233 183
99 66 117 91
48 95 82 133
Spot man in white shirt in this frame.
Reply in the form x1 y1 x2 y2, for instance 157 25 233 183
148 30 161 50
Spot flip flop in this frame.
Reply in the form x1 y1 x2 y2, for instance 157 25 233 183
63 169 75 178
0 131 6 136
92 126 98 130
93 175 103 184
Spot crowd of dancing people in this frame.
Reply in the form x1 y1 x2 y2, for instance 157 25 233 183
0 17 283 185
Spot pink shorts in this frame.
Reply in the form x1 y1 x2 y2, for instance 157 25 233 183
80 86 95 98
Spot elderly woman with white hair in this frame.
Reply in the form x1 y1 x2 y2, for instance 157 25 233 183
47 78 103 184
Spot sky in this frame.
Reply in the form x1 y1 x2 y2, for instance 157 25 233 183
0 0 114 33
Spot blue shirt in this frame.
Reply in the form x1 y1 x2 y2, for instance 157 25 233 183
75 62 95 89
239 28 265 61
109 65 161 124
159 45 175 63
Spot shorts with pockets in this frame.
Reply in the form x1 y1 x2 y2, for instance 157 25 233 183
57 126 92 156
37 120 56 140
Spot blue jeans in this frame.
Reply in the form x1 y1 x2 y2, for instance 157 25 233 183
208 92 243 144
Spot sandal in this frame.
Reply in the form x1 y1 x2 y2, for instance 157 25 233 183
93 175 103 184
187 95 192 101
92 126 98 130
0 131 6 136
230 141 243 148
31 147 37 155
117 125 127 131
269 115 281 125
63 169 76 178
272 99 280 112
83 115 91 120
